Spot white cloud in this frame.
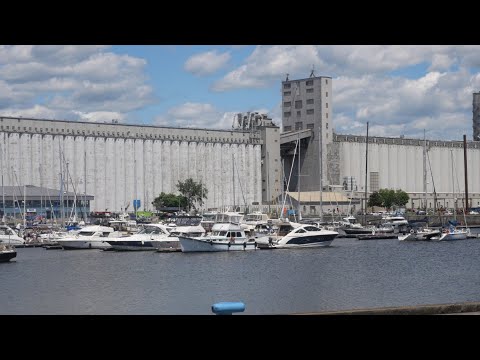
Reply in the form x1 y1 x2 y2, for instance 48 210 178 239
73 111 126 123
184 50 230 76
0 45 154 122
331 67 480 140
154 102 233 129
213 45 480 92
154 102 277 130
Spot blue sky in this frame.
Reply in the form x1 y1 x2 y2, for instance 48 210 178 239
1 45 480 140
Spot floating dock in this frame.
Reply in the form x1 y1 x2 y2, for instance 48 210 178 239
357 234 399 240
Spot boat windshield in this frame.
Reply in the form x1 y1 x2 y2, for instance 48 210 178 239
139 226 165 235
202 214 216 221
245 214 263 221
303 226 321 232
176 217 202 226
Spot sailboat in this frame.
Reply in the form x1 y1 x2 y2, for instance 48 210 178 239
432 147 470 241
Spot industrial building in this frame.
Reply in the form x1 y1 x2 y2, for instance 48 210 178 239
280 74 480 211
2 73 480 215
0 185 94 221
0 115 281 213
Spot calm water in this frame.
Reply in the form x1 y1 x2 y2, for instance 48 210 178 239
2 232 480 314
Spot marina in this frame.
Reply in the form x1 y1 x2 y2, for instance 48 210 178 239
2 46 480 315
1 228 480 314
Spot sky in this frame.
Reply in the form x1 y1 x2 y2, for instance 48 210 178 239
1 45 480 141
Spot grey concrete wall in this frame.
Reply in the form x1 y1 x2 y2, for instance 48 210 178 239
281 76 333 192
0 117 265 212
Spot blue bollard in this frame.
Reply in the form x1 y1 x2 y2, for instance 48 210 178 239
211 302 245 315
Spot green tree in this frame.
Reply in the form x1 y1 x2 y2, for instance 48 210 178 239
379 189 396 210
368 191 383 208
152 192 188 211
176 178 208 211
394 189 410 208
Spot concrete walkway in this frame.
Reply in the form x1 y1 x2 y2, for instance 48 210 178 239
293 301 480 315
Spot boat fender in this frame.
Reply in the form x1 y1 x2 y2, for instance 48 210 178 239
89 243 92 249
410 229 415 234
227 242 231 249
243 242 246 250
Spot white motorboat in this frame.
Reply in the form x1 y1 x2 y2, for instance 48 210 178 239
179 221 256 252
0 244 16 262
256 221 338 249
398 228 441 241
153 216 205 252
0 225 25 246
106 223 173 251
431 226 469 241
56 225 115 250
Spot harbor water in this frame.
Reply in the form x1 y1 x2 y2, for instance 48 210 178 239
1 230 480 314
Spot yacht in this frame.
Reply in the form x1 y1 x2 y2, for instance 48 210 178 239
106 223 173 251
431 226 469 241
0 244 16 262
256 220 338 249
56 225 115 250
0 225 25 246
154 216 205 252
398 227 441 241
179 222 256 252
200 211 217 233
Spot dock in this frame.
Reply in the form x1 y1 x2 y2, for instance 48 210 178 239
292 301 480 315
357 234 399 240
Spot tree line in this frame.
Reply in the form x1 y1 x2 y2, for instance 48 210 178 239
367 189 409 210
151 178 208 213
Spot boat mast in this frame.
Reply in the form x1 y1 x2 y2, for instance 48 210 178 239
297 134 301 221
451 150 456 221
232 153 236 211
23 184 26 230
0 140 5 224
319 125 323 223
426 149 437 216
463 134 469 213
84 149 87 222
423 129 427 211
364 122 369 227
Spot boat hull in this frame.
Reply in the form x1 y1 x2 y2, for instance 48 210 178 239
179 237 257 252
0 250 16 262
281 234 336 248
106 240 157 251
437 232 468 241
152 240 181 252
57 240 111 250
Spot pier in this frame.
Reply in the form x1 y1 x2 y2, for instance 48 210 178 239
293 301 480 315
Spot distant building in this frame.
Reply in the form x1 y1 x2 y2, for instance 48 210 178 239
0 185 93 221
280 74 480 211
0 115 280 212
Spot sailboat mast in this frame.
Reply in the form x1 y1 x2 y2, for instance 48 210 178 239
463 134 469 213
297 135 301 220
319 125 323 223
0 140 5 223
451 150 456 221
423 129 427 211
232 154 235 211
84 149 87 222
23 184 26 230
364 122 369 226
